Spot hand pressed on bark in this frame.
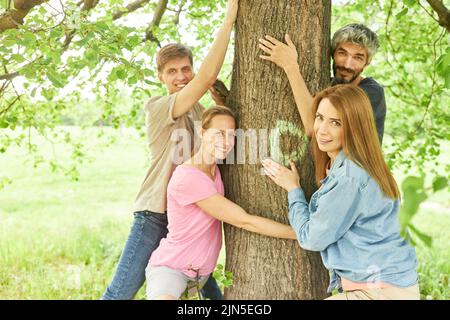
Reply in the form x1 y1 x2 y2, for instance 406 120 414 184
258 34 299 71
209 79 229 106
262 158 300 192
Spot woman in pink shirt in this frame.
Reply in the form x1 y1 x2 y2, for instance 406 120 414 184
146 106 296 300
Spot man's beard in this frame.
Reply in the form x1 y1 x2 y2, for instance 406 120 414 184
331 62 362 86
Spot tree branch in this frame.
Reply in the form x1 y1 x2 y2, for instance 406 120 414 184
0 0 49 32
171 0 186 25
112 0 151 20
62 0 100 51
81 0 99 11
145 0 168 45
0 71 20 81
1 0 168 81
0 94 21 117
426 0 450 32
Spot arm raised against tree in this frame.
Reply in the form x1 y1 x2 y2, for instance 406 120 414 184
259 34 314 137
171 0 238 119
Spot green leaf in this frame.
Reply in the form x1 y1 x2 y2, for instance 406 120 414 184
399 176 427 226
47 70 64 88
126 35 141 48
401 175 424 191
108 69 117 81
402 0 417 7
401 226 417 246
75 32 95 47
395 8 408 19
408 224 432 247
115 68 126 80
22 31 36 46
144 79 161 86
0 119 9 129
48 51 62 65
41 88 55 101
444 72 450 89
436 49 450 88
85 48 99 69
49 28 64 39
11 54 25 63
142 68 153 77
127 75 138 85
2 39 16 47
432 176 448 192
95 21 110 31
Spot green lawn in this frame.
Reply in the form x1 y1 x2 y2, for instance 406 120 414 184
0 127 448 299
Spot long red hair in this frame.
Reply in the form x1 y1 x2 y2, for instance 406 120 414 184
310 85 400 199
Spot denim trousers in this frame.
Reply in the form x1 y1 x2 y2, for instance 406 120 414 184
102 211 223 300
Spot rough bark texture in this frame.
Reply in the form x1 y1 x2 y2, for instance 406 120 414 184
221 0 331 299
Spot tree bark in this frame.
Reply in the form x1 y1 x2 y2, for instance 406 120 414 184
426 0 450 32
0 0 48 32
221 0 331 299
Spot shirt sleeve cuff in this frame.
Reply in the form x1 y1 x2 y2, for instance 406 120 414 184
288 187 306 205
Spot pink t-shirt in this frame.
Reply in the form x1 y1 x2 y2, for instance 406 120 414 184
149 165 224 278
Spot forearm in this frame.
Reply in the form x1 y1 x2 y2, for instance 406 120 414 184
284 64 314 137
287 188 310 235
287 188 323 250
242 215 296 240
198 193 295 240
172 21 234 119
195 21 234 85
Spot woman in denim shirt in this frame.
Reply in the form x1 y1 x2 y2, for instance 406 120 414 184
262 85 419 300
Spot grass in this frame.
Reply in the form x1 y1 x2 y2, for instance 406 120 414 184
0 127 448 300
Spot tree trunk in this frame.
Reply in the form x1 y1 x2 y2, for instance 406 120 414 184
221 0 331 299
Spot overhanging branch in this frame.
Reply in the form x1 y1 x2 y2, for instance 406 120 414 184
62 0 100 50
426 0 450 32
145 0 168 45
113 0 151 20
0 0 49 32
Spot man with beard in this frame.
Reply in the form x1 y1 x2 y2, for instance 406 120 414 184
258 24 386 144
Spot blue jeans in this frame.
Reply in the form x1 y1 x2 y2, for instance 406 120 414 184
102 211 223 300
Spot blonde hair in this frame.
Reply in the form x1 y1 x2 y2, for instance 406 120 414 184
311 85 399 199
201 105 236 129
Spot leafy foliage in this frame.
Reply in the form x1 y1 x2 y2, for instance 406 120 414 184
333 0 449 177
0 0 228 179
1 1 449 246
333 0 449 246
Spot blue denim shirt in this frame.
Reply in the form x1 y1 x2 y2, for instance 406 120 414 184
288 151 418 293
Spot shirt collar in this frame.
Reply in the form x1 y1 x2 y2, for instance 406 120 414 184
329 150 346 173
319 150 346 185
